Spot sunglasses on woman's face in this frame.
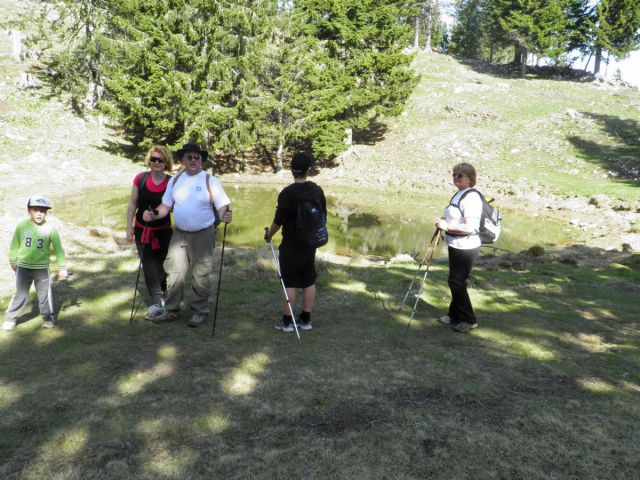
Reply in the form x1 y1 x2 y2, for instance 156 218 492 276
150 157 165 163
452 173 466 179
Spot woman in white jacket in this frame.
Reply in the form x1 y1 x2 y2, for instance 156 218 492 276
435 163 483 333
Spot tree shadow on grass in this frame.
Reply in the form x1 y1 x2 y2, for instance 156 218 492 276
458 57 597 83
568 112 640 186
0 244 639 478
353 119 389 146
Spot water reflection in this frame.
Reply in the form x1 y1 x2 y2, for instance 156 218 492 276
55 184 572 258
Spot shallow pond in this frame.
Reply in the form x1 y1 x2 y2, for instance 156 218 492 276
56 183 572 258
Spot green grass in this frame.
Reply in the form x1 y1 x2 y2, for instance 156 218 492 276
1 244 639 479
378 53 640 201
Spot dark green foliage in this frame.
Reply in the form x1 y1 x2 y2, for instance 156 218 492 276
28 0 419 165
493 0 569 64
451 0 639 75
450 0 487 58
570 0 640 73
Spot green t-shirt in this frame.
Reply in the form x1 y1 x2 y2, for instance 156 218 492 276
9 218 66 270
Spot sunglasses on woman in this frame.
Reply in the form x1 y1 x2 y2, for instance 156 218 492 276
150 157 165 163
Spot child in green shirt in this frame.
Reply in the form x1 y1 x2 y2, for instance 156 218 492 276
3 196 67 331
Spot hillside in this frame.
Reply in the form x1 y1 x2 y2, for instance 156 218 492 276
310 52 640 252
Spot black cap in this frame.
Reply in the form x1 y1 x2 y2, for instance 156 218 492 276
175 142 209 161
291 152 314 174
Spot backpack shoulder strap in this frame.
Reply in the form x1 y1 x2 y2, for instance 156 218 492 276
205 173 214 206
171 171 184 187
138 171 150 191
457 188 480 203
205 173 221 225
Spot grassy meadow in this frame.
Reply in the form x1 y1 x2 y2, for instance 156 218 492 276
2 1 640 476
1 240 639 479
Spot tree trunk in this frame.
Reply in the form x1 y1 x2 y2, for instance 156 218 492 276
275 141 284 172
84 0 100 109
583 53 592 72
423 2 432 52
594 47 602 75
520 47 527 78
11 30 24 61
413 17 420 49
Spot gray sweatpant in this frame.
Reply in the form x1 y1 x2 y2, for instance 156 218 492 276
5 267 54 322
163 225 216 315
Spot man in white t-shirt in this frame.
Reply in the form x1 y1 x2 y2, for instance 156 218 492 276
143 143 232 327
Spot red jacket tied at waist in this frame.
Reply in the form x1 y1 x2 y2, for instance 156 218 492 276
136 220 171 249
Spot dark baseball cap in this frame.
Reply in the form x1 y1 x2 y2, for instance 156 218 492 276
291 152 314 174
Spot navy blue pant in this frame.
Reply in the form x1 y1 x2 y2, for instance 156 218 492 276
447 246 480 325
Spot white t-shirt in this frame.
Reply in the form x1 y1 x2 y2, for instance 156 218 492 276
444 188 482 250
162 170 231 232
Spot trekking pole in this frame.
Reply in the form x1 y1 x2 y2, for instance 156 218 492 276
265 227 301 342
129 212 150 325
211 212 230 338
406 229 441 330
402 228 440 306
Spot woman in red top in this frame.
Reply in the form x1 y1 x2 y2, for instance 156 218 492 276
126 146 173 320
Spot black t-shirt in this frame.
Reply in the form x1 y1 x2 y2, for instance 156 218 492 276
274 181 326 249
134 172 172 228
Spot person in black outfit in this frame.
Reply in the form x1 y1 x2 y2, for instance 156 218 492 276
126 145 174 320
264 152 327 332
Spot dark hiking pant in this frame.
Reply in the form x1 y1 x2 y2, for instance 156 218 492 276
447 246 480 325
135 226 172 305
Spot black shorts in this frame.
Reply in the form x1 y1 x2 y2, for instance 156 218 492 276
279 244 316 288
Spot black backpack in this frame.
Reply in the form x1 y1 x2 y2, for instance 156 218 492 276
450 188 502 244
295 198 328 248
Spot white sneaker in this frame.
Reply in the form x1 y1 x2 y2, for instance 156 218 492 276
187 313 207 327
274 320 294 332
437 315 451 325
297 320 312 331
3 320 16 331
145 304 168 323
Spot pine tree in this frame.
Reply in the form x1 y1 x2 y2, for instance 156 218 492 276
451 0 486 58
589 0 640 74
30 0 419 164
31 0 109 111
295 0 418 154
491 0 569 77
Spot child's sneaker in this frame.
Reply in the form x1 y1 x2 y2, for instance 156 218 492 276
274 320 294 332
3 320 16 331
145 304 168 323
297 317 312 331
42 315 56 328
